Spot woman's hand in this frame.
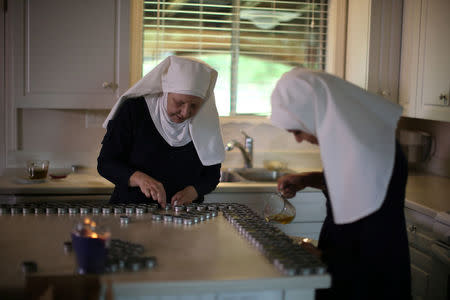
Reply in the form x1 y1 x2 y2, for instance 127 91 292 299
277 173 309 198
277 172 326 198
171 186 198 206
129 171 167 207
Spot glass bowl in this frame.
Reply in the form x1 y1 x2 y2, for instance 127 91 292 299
263 192 296 224
26 160 49 180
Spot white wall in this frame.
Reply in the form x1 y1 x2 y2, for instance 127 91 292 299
8 108 322 173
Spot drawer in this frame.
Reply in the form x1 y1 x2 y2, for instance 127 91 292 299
411 264 430 298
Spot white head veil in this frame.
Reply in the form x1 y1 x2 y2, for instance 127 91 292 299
271 68 402 224
103 56 225 166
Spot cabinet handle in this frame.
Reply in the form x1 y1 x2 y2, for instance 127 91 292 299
102 82 118 89
377 90 391 97
408 225 417 233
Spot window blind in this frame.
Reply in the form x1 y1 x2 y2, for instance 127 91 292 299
142 0 328 115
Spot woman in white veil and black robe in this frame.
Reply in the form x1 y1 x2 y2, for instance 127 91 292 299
98 56 224 208
271 68 411 300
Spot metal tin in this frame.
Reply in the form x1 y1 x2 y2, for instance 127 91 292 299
102 207 111 215
126 259 142 272
10 206 21 215
143 256 157 269
92 207 101 214
173 216 183 224
80 207 90 214
164 204 172 211
151 213 162 221
46 207 56 215
174 205 184 212
297 267 312 276
125 207 135 214
204 212 211 219
22 207 31 215
163 214 173 222
136 207 145 214
58 207 68 215
211 210 218 217
107 261 119 273
114 207 123 214
147 203 158 212
191 215 200 223
183 218 193 225
68 207 79 214
120 215 130 224
196 205 206 212
34 207 44 215
0 207 8 215
208 205 217 211
314 266 326 275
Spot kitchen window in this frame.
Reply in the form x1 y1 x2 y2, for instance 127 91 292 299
130 0 345 116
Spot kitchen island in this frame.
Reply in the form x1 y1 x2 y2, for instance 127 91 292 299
0 202 330 300
1 169 449 299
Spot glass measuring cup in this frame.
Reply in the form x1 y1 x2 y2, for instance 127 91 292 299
263 192 296 224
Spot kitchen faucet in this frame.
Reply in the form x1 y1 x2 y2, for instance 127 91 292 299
225 130 253 168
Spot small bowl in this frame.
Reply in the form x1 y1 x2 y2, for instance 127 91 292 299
263 160 287 171
49 173 69 179
49 170 71 179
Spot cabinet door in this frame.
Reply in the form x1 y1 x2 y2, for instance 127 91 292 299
417 0 450 120
10 0 130 109
346 0 402 102
399 0 450 121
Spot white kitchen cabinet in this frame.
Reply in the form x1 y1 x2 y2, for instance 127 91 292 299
399 0 450 121
8 0 130 109
205 190 326 240
345 0 402 102
405 205 450 300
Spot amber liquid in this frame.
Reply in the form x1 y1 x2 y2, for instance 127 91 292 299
28 168 48 179
265 214 295 224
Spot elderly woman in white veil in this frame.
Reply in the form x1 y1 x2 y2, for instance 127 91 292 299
271 68 411 300
98 56 224 208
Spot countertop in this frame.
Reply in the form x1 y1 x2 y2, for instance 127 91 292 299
0 172 114 195
0 170 318 195
405 173 450 213
0 170 448 215
0 208 330 297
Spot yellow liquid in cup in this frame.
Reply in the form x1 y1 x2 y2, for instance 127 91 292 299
265 213 295 224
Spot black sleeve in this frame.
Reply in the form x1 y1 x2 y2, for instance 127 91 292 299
193 163 221 197
97 101 137 188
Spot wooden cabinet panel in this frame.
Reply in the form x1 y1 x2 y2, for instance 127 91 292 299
419 0 450 108
9 0 130 109
406 204 449 300
411 263 430 299
399 0 450 121
410 247 432 274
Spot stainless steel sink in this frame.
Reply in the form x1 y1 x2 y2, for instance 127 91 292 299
220 168 294 183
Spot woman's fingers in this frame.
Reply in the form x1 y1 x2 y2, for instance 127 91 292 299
136 174 166 206
171 186 197 206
